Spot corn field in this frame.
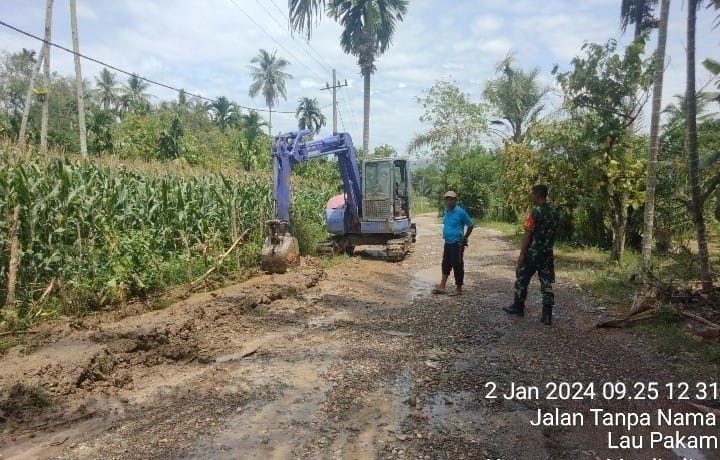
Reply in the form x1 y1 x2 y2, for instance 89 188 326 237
0 149 335 324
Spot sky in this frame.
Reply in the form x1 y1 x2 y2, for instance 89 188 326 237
1 0 718 154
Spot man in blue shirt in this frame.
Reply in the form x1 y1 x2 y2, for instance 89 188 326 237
433 190 474 296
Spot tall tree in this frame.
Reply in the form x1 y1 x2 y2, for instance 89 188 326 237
94 68 119 112
289 0 408 156
39 0 54 154
556 38 653 261
620 0 659 38
328 0 407 156
69 0 87 157
483 54 548 144
124 74 150 108
1 49 35 117
248 49 292 136
640 0 670 272
407 81 486 155
685 0 713 291
296 97 326 134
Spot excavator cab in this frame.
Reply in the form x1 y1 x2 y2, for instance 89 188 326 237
362 159 411 221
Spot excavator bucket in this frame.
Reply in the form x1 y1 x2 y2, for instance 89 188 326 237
261 221 300 274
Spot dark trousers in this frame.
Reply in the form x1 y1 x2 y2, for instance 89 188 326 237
513 255 555 308
441 243 464 286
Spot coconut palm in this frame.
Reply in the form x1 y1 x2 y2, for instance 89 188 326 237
124 73 150 107
209 96 237 132
483 54 548 144
289 0 408 156
620 0 659 38
248 49 292 135
296 97 326 134
94 68 119 111
685 0 713 292
239 110 267 140
329 0 407 156
638 0 670 272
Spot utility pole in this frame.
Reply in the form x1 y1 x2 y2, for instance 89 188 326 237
40 0 54 154
70 0 88 157
320 69 347 134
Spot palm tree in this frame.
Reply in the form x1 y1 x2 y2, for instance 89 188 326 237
328 0 408 156
483 54 548 144
296 97 326 134
94 68 119 111
239 110 268 138
639 0 670 272
289 0 408 156
248 49 292 135
209 96 237 132
124 73 150 107
685 0 713 292
620 0 659 38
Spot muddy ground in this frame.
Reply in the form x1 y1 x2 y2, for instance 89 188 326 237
0 214 718 460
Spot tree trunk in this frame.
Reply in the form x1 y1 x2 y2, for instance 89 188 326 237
641 0 670 271
4 205 21 313
18 2 54 150
685 0 713 293
610 193 628 261
269 108 272 137
363 71 371 158
17 47 44 151
40 0 54 155
70 0 88 157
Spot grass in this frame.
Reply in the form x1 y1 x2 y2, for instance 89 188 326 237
0 384 53 417
481 220 521 241
411 196 438 216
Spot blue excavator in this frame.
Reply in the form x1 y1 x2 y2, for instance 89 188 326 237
261 130 416 273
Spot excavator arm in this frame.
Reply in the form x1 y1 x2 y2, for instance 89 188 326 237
262 130 362 273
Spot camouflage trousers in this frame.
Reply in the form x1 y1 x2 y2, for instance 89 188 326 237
513 255 555 308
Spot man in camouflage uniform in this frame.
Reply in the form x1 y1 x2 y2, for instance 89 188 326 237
503 184 559 325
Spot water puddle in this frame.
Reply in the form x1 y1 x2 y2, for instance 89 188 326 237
423 390 478 429
407 267 436 301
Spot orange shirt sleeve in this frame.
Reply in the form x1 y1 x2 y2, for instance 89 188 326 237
522 211 535 232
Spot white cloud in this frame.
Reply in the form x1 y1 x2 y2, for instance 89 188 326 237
472 14 503 34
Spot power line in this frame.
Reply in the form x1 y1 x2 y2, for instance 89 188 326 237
264 0 336 73
337 104 347 133
252 0 332 74
339 85 360 135
0 19 299 114
227 0 326 82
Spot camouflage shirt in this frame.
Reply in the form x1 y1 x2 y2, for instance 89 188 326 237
522 202 558 261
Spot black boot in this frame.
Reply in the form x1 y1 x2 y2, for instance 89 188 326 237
540 306 552 325
503 304 525 317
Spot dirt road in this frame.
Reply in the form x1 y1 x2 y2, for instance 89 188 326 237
1 214 718 460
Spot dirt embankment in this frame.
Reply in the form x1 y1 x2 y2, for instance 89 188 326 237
1 214 718 460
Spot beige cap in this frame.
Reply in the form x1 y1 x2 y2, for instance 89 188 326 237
444 190 457 198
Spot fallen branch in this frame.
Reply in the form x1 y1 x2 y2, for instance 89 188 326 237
0 329 40 337
595 309 658 328
30 278 57 318
188 230 249 290
675 309 720 330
